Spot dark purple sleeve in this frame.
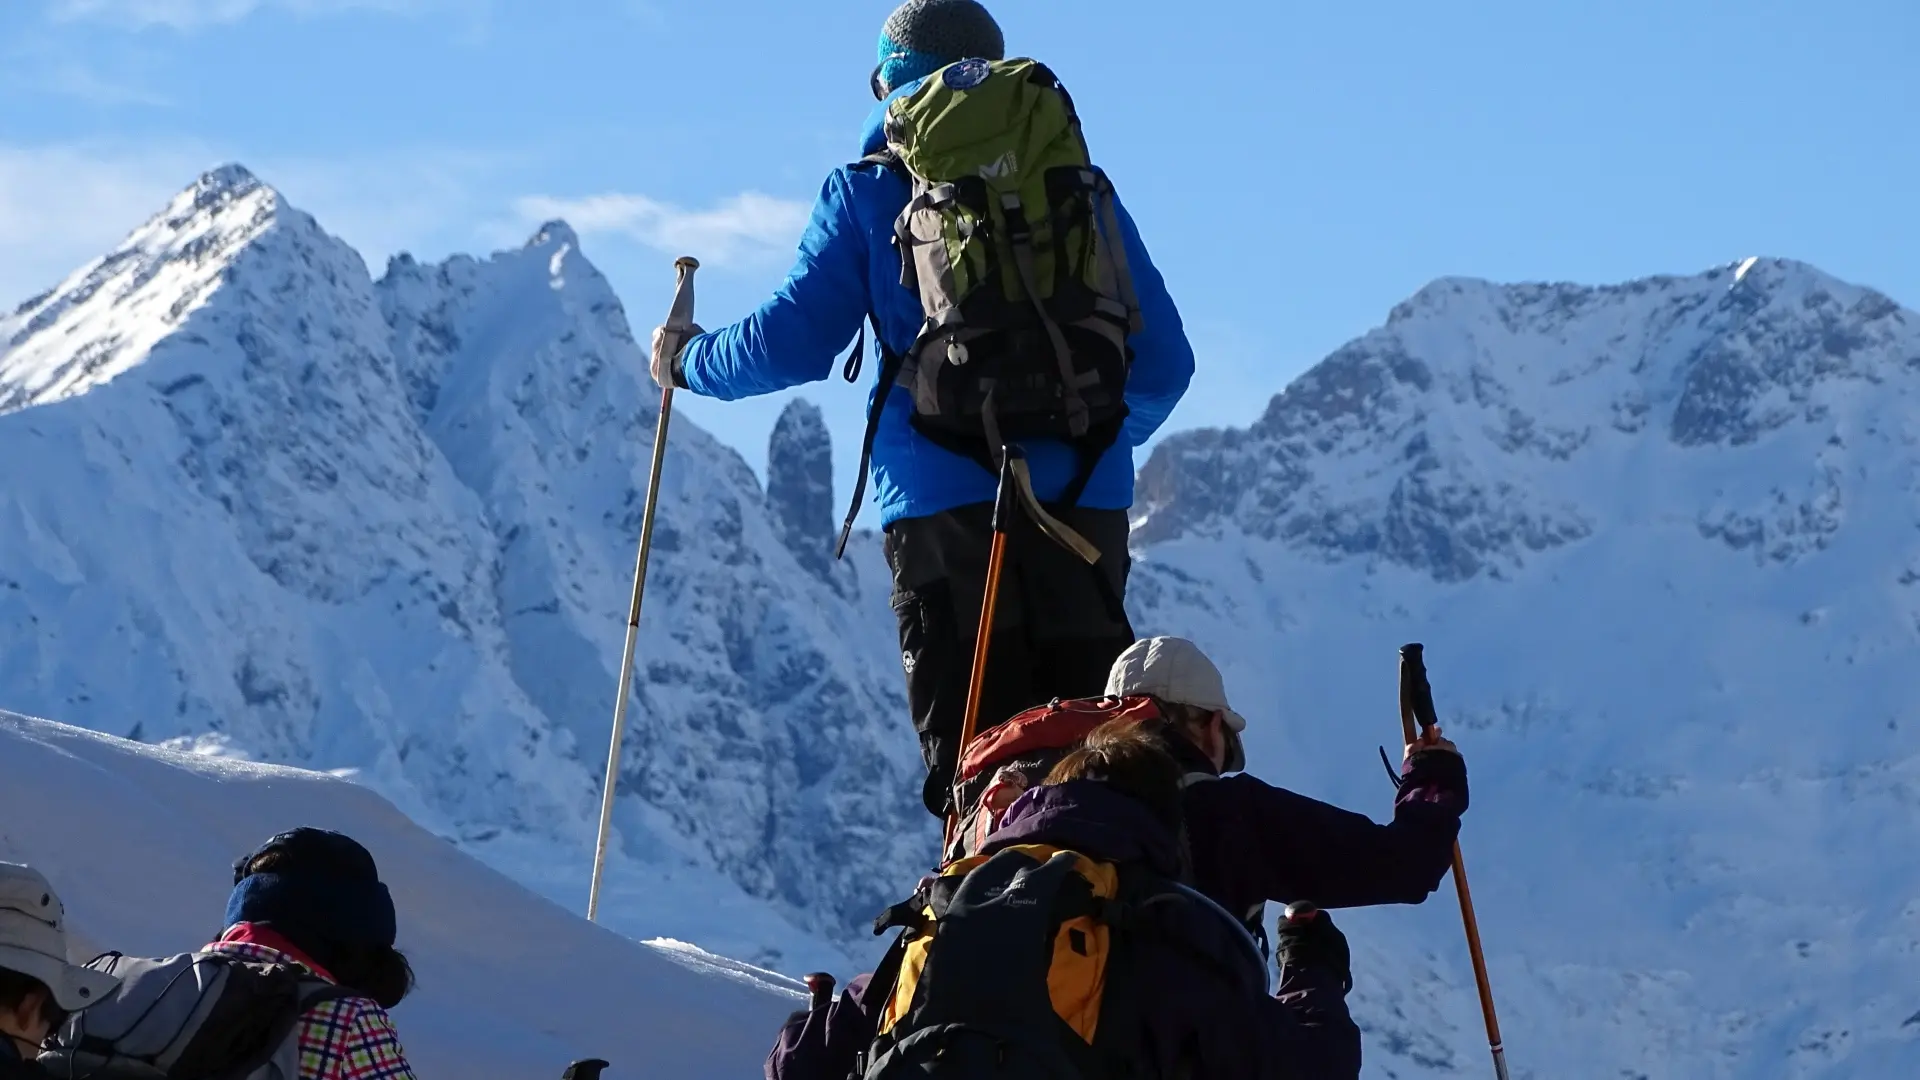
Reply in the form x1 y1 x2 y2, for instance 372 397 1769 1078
1189 752 1468 911
765 973 880 1080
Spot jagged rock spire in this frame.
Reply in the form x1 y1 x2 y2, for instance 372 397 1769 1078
766 398 834 581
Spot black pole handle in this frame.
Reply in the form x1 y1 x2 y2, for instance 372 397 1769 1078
804 971 837 1010
562 1059 610 1080
1398 642 1441 732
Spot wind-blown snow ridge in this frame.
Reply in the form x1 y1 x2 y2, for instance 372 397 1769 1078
0 706 798 1080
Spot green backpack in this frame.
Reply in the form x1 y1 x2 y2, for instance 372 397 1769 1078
836 57 1144 556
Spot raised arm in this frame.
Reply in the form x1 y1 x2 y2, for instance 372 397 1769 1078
677 170 872 400
1189 750 1469 911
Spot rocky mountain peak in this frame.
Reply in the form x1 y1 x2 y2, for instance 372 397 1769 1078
0 163 327 415
766 398 835 582
525 219 580 250
1138 261 1920 582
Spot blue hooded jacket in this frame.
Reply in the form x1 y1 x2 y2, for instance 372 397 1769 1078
677 83 1195 528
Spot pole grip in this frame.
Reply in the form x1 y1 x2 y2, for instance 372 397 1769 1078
990 445 1020 534
665 256 700 336
1397 642 1440 743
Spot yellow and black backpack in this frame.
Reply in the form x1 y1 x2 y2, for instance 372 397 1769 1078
857 843 1265 1079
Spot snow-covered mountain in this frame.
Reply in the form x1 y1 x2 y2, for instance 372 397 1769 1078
1132 260 1920 1078
0 165 928 975
8 165 1919 1078
0 707 800 1080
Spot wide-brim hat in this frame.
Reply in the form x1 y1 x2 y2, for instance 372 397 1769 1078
0 863 120 1012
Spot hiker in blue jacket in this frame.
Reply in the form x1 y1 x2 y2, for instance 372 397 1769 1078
651 0 1195 819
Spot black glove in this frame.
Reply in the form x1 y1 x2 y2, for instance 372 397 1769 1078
1275 902 1352 993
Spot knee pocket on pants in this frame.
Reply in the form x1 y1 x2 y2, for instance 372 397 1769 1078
892 580 962 736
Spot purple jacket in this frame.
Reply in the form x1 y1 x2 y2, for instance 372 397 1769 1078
1168 734 1470 934
767 781 1361 1080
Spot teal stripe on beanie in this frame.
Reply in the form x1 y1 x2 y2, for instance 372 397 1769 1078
876 36 952 99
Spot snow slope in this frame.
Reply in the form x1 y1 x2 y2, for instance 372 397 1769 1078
0 707 800 1080
0 165 927 975
1132 261 1920 1078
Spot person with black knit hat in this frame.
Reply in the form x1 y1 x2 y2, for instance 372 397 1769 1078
210 828 418 1079
46 828 419 1080
653 0 1195 822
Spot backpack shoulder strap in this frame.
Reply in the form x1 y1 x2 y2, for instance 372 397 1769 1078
835 318 909 560
224 977 359 1080
1126 879 1270 997
848 149 908 178
180 962 354 1080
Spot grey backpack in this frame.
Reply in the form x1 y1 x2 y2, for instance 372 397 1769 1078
40 952 351 1080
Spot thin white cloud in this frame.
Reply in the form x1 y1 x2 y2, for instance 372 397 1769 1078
256 149 510 266
513 191 809 268
49 0 468 30
33 63 174 106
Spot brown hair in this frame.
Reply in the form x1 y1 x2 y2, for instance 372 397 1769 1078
0 966 62 1035
1045 718 1185 831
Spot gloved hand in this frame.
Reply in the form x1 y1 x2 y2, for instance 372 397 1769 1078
1403 723 1461 763
1276 902 1352 994
649 323 703 389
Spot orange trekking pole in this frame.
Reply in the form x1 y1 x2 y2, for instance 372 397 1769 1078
942 447 1019 852
1398 643 1509 1080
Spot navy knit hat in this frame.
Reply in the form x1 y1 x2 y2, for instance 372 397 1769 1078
875 0 1004 97
225 828 396 948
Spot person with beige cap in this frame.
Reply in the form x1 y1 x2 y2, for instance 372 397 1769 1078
0 862 117 1076
1102 636 1471 958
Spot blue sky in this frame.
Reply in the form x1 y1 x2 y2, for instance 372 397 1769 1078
3 0 1915 517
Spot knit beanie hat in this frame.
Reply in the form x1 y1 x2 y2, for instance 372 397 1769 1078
875 0 1005 97
224 828 397 949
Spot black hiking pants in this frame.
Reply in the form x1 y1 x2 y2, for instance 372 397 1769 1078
884 501 1136 818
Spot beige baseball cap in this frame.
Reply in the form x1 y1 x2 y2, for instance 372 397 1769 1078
1105 636 1248 772
0 862 119 1012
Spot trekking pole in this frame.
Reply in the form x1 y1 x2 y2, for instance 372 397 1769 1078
1398 643 1508 1080
942 446 1020 853
804 972 837 1010
586 255 699 923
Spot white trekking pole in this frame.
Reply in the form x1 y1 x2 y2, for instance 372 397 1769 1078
587 255 698 922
